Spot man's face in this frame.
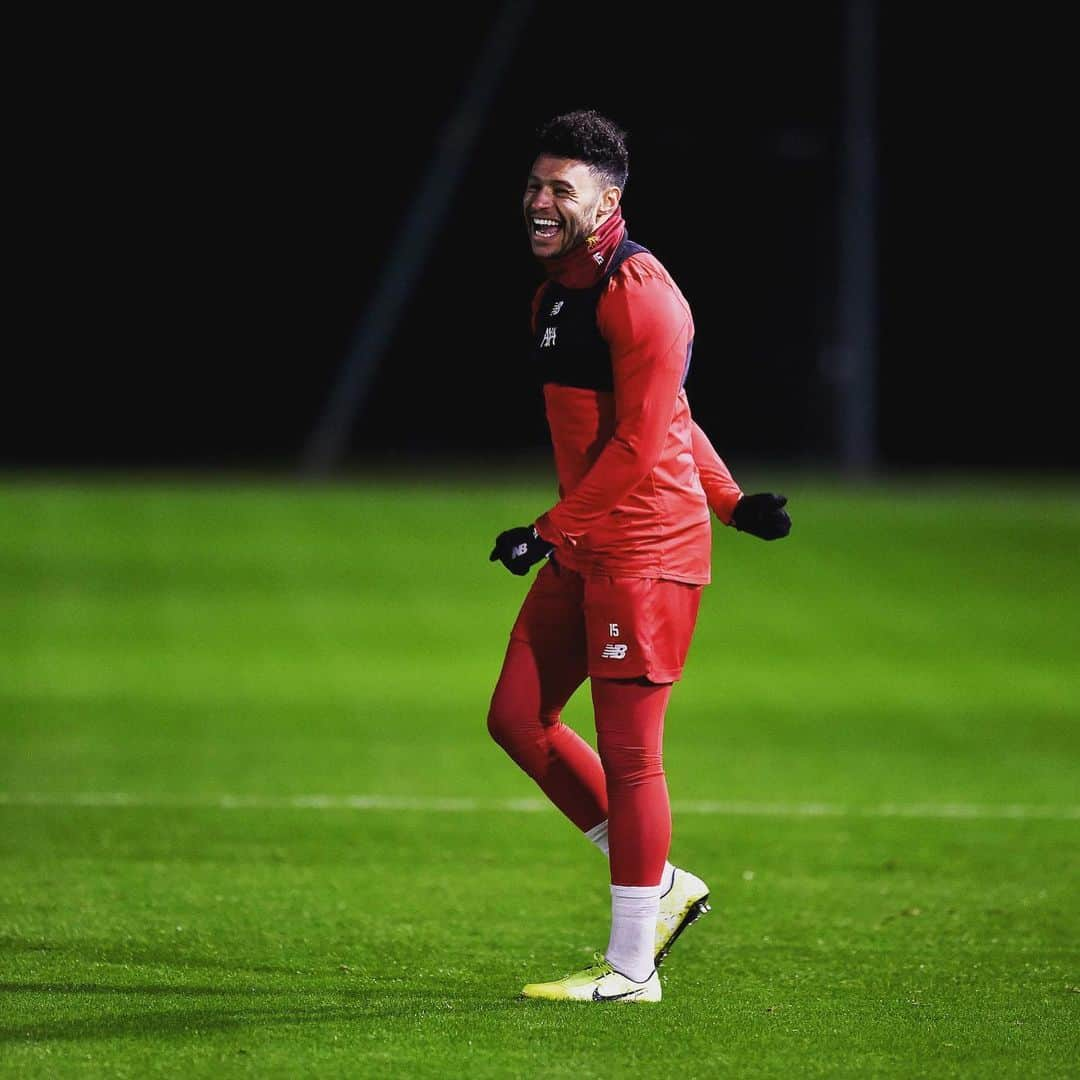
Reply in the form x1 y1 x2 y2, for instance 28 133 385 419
523 154 618 258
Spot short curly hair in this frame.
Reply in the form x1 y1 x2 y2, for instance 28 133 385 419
533 109 629 191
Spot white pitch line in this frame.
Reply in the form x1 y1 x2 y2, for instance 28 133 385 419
0 792 1077 820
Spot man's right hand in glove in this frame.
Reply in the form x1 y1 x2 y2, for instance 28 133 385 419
489 525 555 576
731 493 792 540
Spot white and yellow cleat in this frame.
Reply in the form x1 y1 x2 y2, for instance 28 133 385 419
520 953 661 1003
655 867 711 966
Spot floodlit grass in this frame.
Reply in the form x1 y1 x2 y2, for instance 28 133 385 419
1 470 1078 1078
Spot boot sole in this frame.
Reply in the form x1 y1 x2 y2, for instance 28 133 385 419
654 894 711 967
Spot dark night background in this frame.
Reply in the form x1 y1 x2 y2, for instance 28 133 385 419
8 3 1068 474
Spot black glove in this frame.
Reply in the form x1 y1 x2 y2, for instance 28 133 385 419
489 525 555 575
731 492 791 540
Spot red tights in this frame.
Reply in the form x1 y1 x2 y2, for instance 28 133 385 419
487 639 672 887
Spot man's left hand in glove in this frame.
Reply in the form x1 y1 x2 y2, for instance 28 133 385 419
730 493 792 540
489 525 554 576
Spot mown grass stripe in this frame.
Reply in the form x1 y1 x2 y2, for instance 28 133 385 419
2 791 1077 819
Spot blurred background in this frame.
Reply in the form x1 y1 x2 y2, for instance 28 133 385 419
6 1 1069 477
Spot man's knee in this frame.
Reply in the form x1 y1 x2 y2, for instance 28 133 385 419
487 683 546 745
597 737 665 788
486 688 517 748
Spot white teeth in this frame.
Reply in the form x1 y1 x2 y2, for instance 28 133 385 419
532 218 559 227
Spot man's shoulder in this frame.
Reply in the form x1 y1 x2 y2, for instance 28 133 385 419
604 249 690 312
611 249 680 290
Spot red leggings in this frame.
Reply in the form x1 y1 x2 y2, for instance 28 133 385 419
487 638 672 887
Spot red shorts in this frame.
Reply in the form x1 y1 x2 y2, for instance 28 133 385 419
509 561 703 684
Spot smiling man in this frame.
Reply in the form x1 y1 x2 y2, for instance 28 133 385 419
486 109 792 1003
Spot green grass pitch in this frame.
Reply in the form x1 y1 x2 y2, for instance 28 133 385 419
1 469 1078 1078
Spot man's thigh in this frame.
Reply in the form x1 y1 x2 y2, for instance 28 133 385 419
503 561 589 714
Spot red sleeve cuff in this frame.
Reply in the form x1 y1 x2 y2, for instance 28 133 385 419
713 489 743 526
533 515 566 548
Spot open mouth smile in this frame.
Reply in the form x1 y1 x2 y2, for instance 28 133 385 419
531 216 561 239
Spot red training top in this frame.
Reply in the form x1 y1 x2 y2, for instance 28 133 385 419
532 209 743 585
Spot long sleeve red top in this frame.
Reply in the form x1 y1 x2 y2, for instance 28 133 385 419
533 230 742 584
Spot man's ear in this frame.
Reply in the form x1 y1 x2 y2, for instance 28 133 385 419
597 185 622 221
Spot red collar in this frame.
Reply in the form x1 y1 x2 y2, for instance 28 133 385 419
538 207 627 288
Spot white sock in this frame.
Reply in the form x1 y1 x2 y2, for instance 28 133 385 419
584 820 609 856
605 883 661 983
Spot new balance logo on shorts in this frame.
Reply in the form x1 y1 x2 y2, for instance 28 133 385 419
601 644 628 660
